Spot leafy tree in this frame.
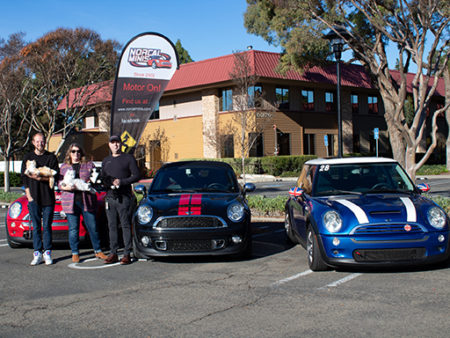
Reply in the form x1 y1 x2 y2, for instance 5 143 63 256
175 39 194 64
0 33 34 192
20 28 121 154
245 0 449 179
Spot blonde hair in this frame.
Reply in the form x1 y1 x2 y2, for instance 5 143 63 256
64 143 87 165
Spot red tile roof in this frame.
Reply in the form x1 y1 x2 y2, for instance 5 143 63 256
58 50 444 110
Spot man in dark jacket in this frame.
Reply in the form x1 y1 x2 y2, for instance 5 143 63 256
21 132 59 265
101 135 140 265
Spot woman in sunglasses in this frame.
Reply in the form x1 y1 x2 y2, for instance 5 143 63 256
58 144 108 263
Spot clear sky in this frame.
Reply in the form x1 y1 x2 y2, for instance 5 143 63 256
0 0 282 62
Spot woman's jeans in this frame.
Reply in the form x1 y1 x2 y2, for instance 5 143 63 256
28 201 54 252
66 200 102 255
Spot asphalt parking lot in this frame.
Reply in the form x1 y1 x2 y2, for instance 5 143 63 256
1 217 449 337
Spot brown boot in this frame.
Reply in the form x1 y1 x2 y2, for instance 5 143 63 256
104 253 119 264
120 254 132 265
72 254 80 263
95 252 108 260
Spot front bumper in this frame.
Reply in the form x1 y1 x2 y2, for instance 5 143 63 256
318 230 450 267
133 218 251 257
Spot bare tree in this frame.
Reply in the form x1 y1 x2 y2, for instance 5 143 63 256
20 28 120 155
229 51 273 181
245 0 449 180
0 33 34 192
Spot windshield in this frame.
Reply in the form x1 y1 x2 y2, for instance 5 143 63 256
150 165 239 193
313 162 415 196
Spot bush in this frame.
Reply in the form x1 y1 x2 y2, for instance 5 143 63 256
247 195 286 217
0 172 22 187
0 191 23 203
416 165 448 176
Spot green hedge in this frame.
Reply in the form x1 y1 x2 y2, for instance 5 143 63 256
189 155 317 176
0 172 22 187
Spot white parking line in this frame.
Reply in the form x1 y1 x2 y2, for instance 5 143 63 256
0 243 9 247
272 269 313 287
318 273 362 289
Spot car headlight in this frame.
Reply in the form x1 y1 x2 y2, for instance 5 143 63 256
8 202 22 219
137 205 153 224
227 203 245 222
323 211 343 233
427 207 446 229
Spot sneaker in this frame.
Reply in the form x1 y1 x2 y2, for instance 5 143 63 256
43 250 53 265
72 254 80 263
30 251 42 266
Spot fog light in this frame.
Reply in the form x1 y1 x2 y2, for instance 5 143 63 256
332 237 340 246
212 239 225 249
231 235 242 244
155 240 167 250
10 222 16 228
438 234 445 243
141 236 150 246
333 250 339 255
60 211 66 219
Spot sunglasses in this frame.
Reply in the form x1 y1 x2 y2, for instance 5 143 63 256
71 149 81 154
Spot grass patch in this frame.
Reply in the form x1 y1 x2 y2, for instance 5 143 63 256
0 191 24 203
416 165 448 176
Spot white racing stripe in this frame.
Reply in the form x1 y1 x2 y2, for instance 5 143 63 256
336 199 369 224
271 269 313 287
400 197 417 222
319 273 362 289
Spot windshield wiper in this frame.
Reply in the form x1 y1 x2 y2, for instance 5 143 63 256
364 188 408 194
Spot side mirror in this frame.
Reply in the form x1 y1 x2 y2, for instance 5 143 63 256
134 184 147 195
289 187 304 197
417 183 430 193
243 183 256 193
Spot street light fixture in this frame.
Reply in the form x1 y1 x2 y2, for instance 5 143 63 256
324 26 348 158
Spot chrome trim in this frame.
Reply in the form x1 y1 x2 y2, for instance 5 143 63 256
153 215 228 230
349 223 428 235
351 236 429 244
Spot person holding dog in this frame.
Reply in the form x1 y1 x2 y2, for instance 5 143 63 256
58 143 108 263
21 132 59 266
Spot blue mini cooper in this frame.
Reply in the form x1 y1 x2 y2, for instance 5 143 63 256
285 157 449 271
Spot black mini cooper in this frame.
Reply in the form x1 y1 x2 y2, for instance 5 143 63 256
132 161 255 259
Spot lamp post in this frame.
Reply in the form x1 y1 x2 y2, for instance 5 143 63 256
325 26 347 158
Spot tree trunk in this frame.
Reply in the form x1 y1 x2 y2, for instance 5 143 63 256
3 158 10 193
382 102 406 167
444 68 450 171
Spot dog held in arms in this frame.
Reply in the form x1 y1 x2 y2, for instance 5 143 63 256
24 160 57 189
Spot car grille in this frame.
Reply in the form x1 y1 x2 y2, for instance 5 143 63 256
154 216 226 229
352 224 423 235
353 248 426 262
168 239 216 251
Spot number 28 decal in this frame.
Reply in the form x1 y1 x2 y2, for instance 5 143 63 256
319 164 330 172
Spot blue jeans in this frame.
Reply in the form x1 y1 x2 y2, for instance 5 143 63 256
28 201 54 252
66 200 102 255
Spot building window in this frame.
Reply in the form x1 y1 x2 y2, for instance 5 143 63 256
277 131 290 155
325 92 335 112
302 90 314 111
221 135 234 158
325 134 336 157
351 94 359 114
368 96 378 114
150 102 159 120
248 85 262 108
353 133 360 153
303 133 315 155
275 87 289 109
249 133 263 157
220 88 233 111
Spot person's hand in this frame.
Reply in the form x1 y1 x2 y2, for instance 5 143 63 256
112 178 120 187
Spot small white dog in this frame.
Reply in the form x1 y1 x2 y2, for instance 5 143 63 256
61 169 96 193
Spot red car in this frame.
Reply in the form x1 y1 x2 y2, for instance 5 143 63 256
5 190 107 248
147 53 172 69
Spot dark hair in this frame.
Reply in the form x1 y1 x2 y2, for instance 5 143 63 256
64 143 86 164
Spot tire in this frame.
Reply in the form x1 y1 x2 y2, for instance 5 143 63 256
306 227 329 271
151 62 157 69
284 212 298 244
132 236 148 260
